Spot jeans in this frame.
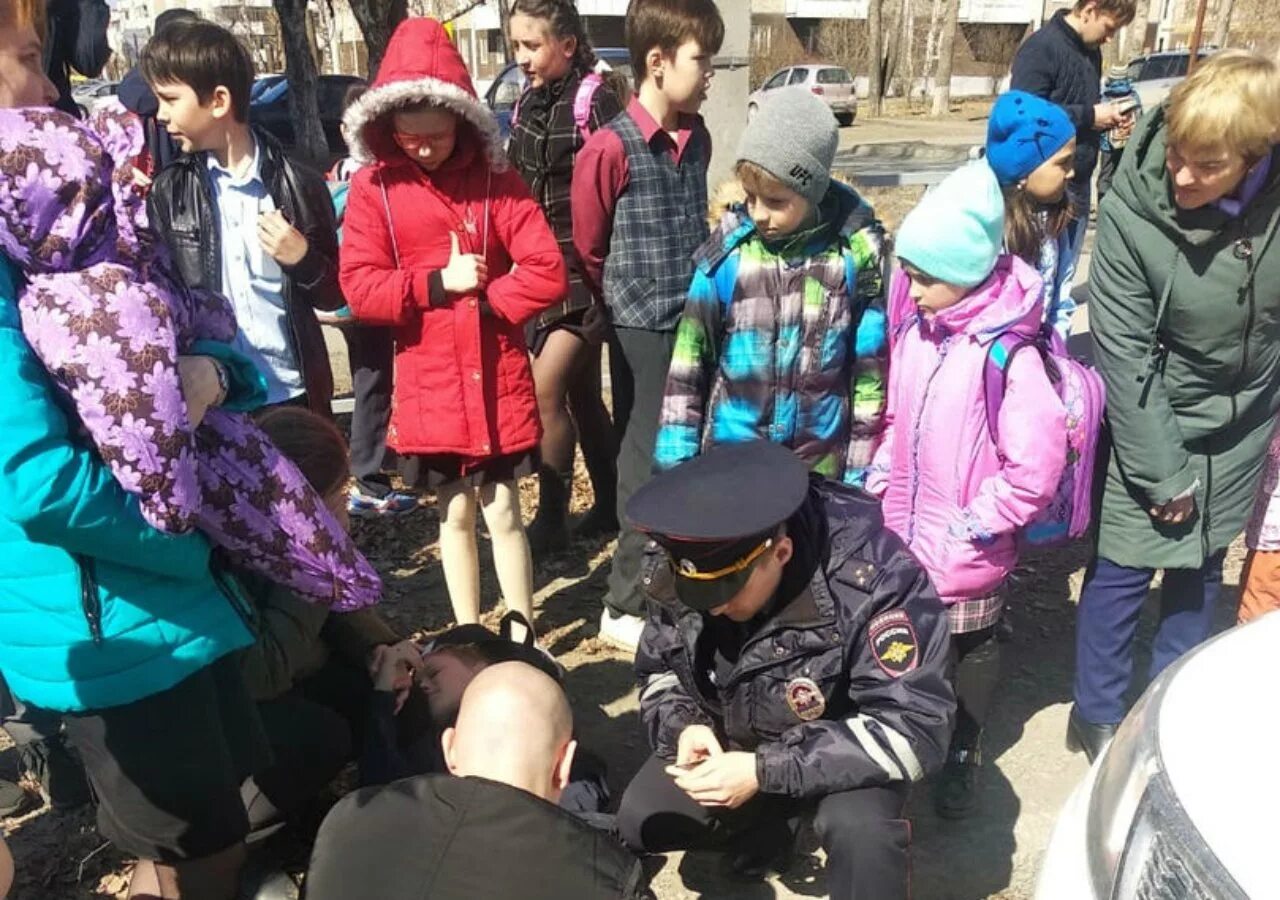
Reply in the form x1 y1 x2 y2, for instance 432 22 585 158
1073 551 1225 725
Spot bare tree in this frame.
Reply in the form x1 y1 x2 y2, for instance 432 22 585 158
922 0 944 89
930 0 959 116
1212 0 1235 47
272 0 329 163
312 0 343 74
348 0 409 78
1123 0 1152 60
868 0 885 116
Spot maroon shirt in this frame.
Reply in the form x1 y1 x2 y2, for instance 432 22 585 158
570 96 712 297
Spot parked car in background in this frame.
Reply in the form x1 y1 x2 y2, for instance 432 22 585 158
484 47 633 140
249 74 366 160
71 78 118 115
749 64 857 126
1036 612 1279 900
1124 48 1216 110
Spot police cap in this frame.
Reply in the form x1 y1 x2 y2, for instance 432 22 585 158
626 442 811 611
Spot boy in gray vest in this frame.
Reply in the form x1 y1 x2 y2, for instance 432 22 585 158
571 0 724 651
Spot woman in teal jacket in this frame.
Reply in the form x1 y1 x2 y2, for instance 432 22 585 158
0 260 258 713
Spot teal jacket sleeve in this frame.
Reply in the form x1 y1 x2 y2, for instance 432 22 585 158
189 339 270 412
0 265 212 579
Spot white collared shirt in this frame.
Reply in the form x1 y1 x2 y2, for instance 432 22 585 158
206 138 304 404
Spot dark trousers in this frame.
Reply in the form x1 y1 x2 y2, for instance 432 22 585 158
606 328 676 618
617 755 911 900
952 625 1001 748
245 656 380 838
342 326 396 495
1073 552 1225 725
1097 149 1123 203
0 672 61 746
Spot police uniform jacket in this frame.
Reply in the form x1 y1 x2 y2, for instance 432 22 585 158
635 479 955 799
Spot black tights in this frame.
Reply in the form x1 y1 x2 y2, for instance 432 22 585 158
951 625 1001 748
531 328 616 496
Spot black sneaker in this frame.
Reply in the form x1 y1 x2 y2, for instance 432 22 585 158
933 743 982 820
18 736 92 811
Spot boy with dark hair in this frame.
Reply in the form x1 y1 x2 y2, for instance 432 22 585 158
143 18 343 418
571 0 725 651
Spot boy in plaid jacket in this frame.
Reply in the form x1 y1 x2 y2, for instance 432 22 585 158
655 89 888 483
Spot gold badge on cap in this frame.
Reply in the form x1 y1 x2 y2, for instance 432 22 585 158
678 559 699 576
785 677 826 721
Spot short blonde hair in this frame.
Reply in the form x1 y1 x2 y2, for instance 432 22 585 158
1166 50 1280 162
0 0 47 42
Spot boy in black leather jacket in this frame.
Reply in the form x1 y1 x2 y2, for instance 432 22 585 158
142 18 342 418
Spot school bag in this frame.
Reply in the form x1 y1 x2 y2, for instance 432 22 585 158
982 328 1105 547
886 268 1104 547
511 71 604 143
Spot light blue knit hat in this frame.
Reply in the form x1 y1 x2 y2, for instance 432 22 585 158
894 161 1005 288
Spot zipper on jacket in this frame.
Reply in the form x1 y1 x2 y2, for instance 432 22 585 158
77 556 103 646
905 334 953 543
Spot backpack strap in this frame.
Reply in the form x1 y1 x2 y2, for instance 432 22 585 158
983 332 1048 445
573 71 604 142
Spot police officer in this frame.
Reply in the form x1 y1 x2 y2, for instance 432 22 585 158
615 442 955 900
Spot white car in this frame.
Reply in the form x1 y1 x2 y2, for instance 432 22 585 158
1037 612 1280 899
748 64 857 126
1124 49 1216 111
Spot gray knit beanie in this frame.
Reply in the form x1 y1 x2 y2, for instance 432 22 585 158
736 87 840 207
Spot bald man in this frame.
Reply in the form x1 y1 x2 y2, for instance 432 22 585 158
306 663 649 900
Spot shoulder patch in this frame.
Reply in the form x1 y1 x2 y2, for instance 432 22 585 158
867 610 919 677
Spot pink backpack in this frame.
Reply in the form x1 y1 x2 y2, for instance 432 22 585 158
511 71 604 143
982 329 1105 547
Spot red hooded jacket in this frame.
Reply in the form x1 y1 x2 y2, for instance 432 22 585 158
339 18 566 458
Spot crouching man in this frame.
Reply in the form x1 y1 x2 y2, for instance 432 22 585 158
617 441 955 900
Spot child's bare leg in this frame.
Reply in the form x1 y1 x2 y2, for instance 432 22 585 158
437 480 481 624
479 480 535 629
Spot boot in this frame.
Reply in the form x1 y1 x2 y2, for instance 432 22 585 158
1066 705 1117 763
933 734 982 820
526 465 570 556
722 818 797 881
574 447 618 539
18 735 91 811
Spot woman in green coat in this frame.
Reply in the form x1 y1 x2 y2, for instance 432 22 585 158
1070 51 1280 759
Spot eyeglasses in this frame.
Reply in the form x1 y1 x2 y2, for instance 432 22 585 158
393 129 453 152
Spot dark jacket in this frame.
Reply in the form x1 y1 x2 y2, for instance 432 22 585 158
117 68 182 174
147 129 342 415
1090 108 1280 569
635 478 955 800
306 774 650 900
44 0 111 116
508 65 624 328
1010 10 1102 209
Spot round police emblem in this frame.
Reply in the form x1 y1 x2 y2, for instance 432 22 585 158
678 559 698 576
785 677 826 721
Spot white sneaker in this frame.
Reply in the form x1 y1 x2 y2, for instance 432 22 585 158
598 608 646 653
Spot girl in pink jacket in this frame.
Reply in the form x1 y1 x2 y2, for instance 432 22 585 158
867 161 1066 820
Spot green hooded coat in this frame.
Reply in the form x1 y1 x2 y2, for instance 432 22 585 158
1090 107 1280 569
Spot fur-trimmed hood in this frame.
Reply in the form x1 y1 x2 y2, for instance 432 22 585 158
342 17 506 171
